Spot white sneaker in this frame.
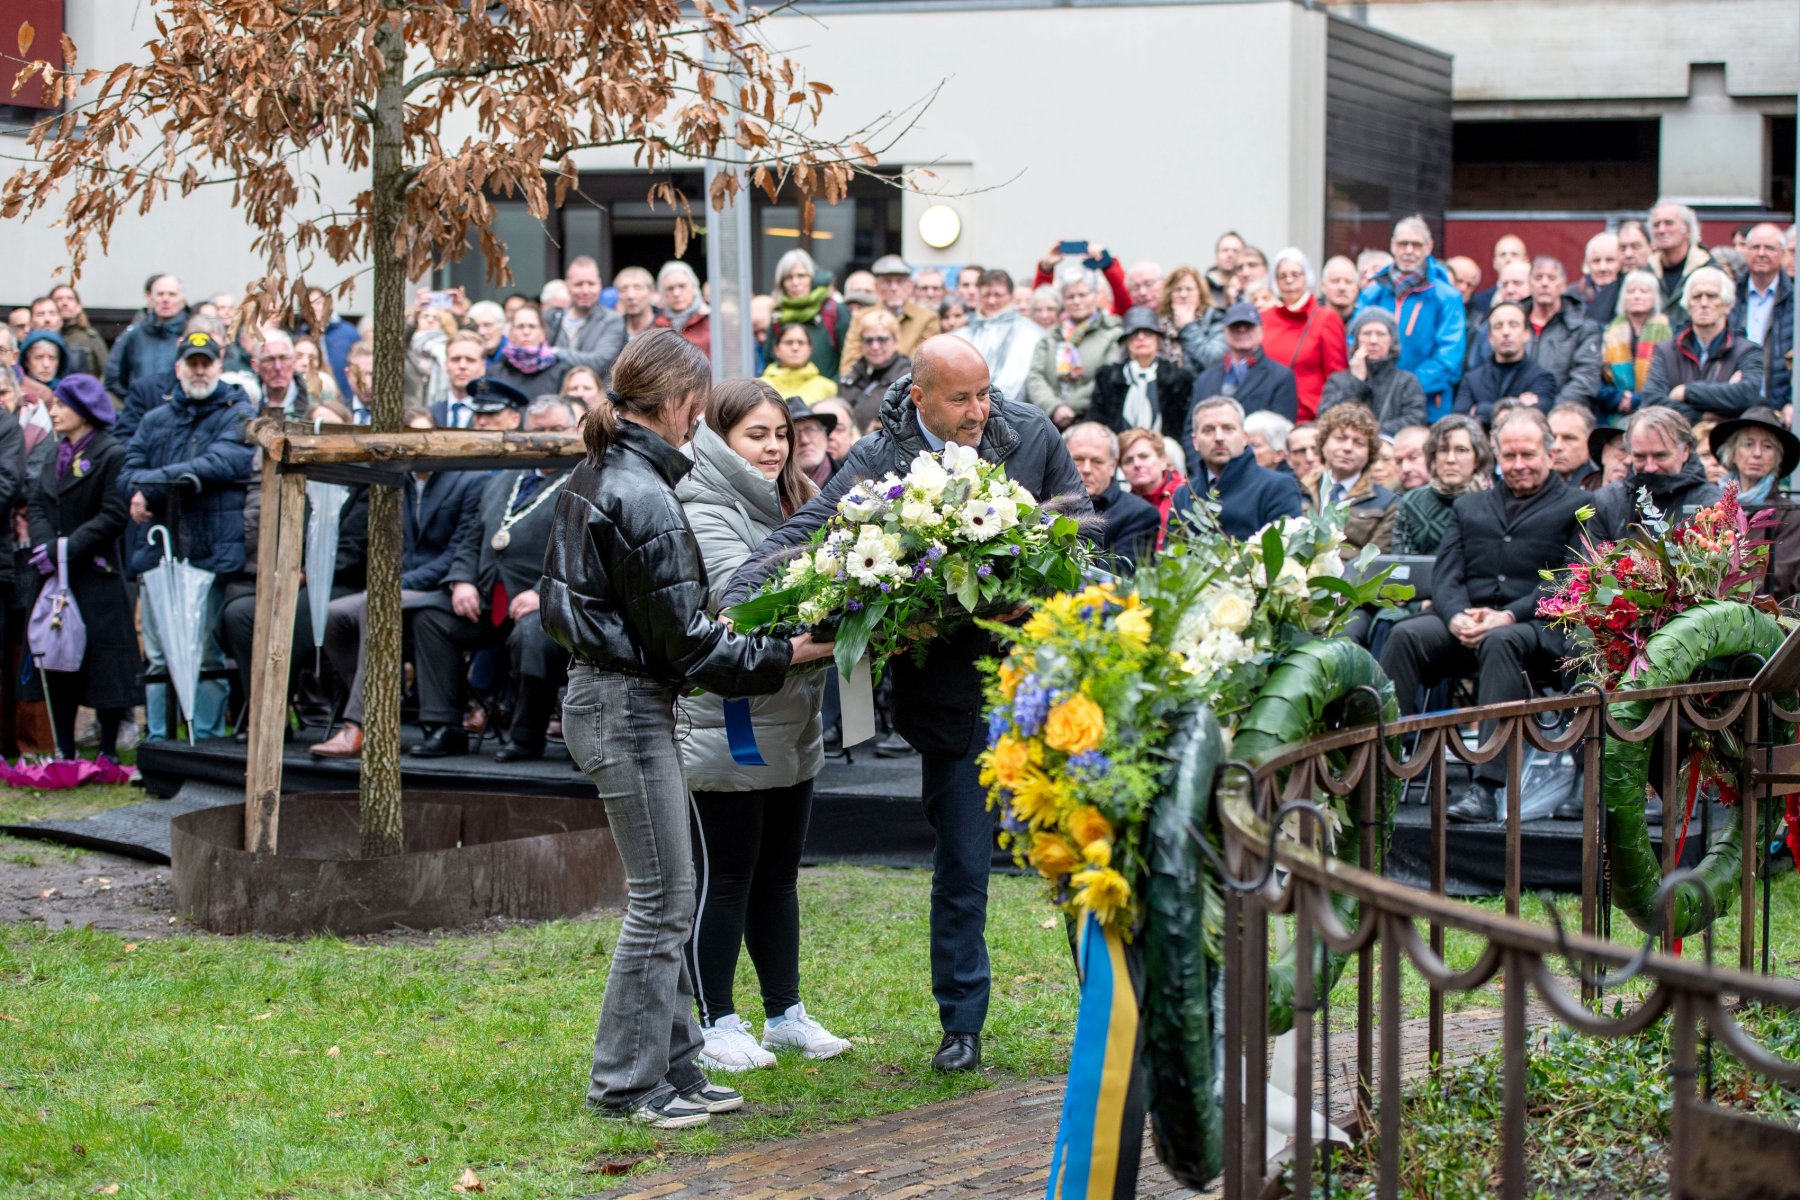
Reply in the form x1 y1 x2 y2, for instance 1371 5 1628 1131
759 1003 852 1060
699 1014 777 1072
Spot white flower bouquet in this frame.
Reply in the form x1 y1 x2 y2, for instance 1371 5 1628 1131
725 443 1092 678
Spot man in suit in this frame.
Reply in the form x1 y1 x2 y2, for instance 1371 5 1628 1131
1169 395 1305 539
1190 303 1299 434
409 395 579 761
543 256 627 382
429 332 491 428
310 409 490 758
1378 408 1587 823
1064 422 1160 573
722 335 1088 1075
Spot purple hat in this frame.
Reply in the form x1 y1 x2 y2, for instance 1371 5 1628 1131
52 374 116 428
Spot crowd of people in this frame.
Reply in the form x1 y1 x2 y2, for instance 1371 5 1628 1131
4 199 1797 1127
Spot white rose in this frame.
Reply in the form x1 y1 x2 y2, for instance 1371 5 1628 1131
813 545 841 576
1212 591 1253 632
987 495 1020 531
839 489 883 521
781 558 810 586
900 498 938 529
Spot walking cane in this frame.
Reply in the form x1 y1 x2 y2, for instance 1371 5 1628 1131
34 653 60 761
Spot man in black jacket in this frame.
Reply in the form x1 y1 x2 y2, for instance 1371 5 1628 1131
1189 302 1298 435
311 409 490 759
1455 302 1560 424
1379 409 1587 823
723 335 1088 1075
410 396 578 761
1169 396 1305 539
1591 407 1722 540
1064 422 1159 573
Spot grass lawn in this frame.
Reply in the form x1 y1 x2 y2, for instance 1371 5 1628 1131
0 864 1079 1199
0 781 144 868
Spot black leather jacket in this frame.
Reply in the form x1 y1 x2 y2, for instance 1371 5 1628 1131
540 420 794 693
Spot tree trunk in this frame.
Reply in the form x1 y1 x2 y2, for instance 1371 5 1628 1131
359 13 408 858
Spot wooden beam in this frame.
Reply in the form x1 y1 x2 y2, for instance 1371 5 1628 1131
249 418 584 465
244 460 308 854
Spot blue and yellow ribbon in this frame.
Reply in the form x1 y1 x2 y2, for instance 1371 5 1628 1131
1045 912 1144 1200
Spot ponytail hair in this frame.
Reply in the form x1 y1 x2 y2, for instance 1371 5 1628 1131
582 328 712 463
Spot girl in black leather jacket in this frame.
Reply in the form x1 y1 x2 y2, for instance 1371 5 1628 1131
541 330 831 1130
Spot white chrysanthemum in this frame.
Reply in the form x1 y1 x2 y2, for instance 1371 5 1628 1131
958 499 1003 542
908 452 951 499
847 527 904 586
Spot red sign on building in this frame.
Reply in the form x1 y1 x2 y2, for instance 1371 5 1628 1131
3 2 66 111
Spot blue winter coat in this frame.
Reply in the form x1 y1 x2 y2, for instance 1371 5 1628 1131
114 369 178 444
1169 446 1305 540
118 380 257 576
1352 259 1466 420
104 309 190 399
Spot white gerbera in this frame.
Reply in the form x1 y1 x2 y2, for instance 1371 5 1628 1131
958 499 1003 542
848 527 904 586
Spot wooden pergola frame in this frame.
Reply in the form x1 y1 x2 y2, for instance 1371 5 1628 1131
242 418 585 853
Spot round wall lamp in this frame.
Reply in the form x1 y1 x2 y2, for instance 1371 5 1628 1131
918 203 962 250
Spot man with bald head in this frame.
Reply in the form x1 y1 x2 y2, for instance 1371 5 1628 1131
1731 222 1793 409
724 334 1088 1076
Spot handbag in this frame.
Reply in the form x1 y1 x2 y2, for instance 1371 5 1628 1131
28 538 87 674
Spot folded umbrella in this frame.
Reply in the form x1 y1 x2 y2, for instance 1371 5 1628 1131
140 525 217 745
304 481 351 672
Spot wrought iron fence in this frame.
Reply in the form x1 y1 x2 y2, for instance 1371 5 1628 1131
1210 677 1800 1198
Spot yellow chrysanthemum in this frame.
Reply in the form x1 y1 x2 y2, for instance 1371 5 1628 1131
1067 805 1114 848
1113 605 1153 647
1044 693 1106 755
997 659 1025 701
1028 833 1083 878
1010 764 1060 826
1070 867 1132 928
1082 838 1112 869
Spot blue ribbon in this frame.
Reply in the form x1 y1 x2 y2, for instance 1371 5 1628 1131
722 698 766 767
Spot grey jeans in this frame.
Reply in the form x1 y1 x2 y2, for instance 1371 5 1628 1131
564 664 707 1111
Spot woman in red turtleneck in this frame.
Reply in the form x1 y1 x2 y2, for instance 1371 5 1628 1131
1259 247 1347 423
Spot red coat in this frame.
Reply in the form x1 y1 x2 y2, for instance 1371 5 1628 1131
1259 296 1346 423
672 310 710 357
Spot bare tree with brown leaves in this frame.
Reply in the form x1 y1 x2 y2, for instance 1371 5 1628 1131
4 0 908 857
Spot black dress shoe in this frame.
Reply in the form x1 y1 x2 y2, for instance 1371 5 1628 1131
409 726 469 758
1447 781 1497 824
873 731 915 758
495 741 544 763
931 1032 981 1074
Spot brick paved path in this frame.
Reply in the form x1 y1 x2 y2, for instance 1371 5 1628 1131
602 1006 1527 1199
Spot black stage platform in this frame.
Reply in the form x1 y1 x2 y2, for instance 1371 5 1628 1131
133 734 937 868
31 738 1689 895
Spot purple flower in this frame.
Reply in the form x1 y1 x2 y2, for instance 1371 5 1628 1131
1010 544 1022 557
987 708 1011 744
885 483 906 500
927 543 946 561
977 564 993 578
879 581 892 593
913 560 932 578
1000 806 1029 835
1068 750 1111 781
847 599 864 611
1012 677 1051 737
